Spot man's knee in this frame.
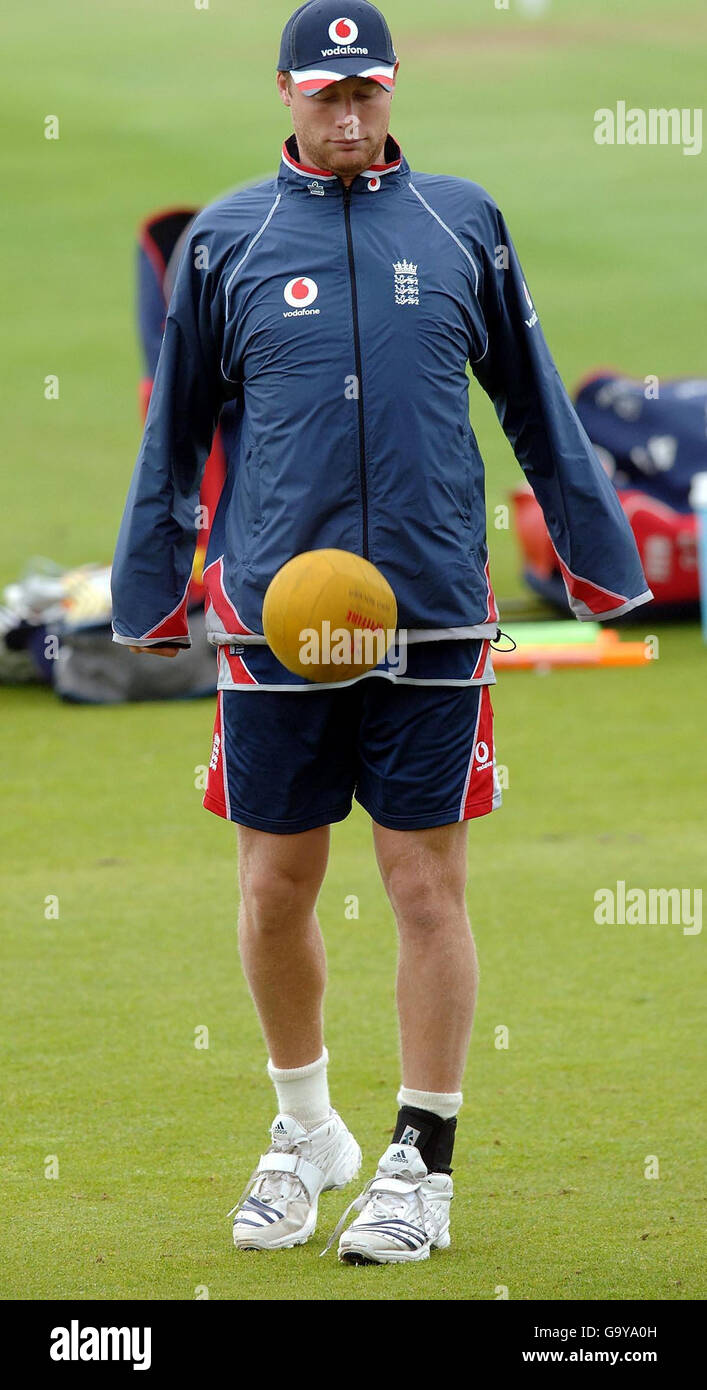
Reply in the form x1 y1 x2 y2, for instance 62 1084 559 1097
239 866 316 931
237 825 328 933
385 865 466 935
374 822 469 933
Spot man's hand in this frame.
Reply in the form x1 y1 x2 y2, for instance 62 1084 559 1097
128 645 181 658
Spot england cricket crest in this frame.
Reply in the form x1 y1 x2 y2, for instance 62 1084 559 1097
393 258 419 306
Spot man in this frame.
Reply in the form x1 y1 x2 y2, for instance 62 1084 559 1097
111 0 651 1265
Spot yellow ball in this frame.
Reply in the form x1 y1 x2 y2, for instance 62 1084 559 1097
262 549 398 683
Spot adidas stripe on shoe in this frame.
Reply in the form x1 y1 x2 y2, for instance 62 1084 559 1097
229 1109 362 1251
324 1143 453 1265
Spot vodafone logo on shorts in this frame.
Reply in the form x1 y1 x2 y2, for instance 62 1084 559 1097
475 739 492 770
328 17 359 45
283 276 321 318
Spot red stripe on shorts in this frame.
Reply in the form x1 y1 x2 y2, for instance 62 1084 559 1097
459 686 496 821
203 691 231 819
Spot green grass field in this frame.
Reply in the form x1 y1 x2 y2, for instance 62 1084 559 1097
1 0 705 1301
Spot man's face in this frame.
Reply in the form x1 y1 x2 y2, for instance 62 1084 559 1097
277 71 397 177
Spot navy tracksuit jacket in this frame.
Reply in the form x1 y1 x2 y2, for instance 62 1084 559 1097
111 134 652 675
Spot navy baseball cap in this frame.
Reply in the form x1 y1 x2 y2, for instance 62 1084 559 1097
278 1 397 97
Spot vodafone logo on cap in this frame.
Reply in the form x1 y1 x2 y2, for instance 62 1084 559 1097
328 17 359 45
284 276 319 307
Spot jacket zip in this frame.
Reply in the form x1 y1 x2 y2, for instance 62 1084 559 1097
342 184 369 560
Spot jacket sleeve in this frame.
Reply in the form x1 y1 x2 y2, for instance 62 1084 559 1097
470 200 653 620
111 227 230 647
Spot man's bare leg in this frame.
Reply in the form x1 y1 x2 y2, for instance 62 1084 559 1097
230 821 361 1251
334 820 474 1262
236 822 330 1068
372 819 478 1092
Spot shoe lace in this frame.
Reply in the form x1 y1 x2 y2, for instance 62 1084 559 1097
227 1130 307 1219
320 1172 428 1256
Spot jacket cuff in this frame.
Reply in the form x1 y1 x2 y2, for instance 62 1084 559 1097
111 631 192 649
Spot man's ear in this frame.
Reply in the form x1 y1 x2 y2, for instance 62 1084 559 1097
276 70 292 108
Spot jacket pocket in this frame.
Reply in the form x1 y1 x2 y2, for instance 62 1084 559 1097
458 423 478 524
238 442 264 568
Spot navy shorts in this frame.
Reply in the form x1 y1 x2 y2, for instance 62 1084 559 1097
203 681 501 834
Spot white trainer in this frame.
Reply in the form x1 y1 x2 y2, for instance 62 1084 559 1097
327 1143 453 1264
229 1109 362 1251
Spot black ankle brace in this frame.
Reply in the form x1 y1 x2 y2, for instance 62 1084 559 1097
392 1105 457 1175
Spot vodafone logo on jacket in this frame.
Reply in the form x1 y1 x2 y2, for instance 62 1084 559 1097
284 276 318 307
328 17 359 45
283 276 320 317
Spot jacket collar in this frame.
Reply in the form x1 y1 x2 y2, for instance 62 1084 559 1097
278 133 408 196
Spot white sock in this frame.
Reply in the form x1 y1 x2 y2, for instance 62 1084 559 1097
397 1085 463 1122
267 1048 330 1130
